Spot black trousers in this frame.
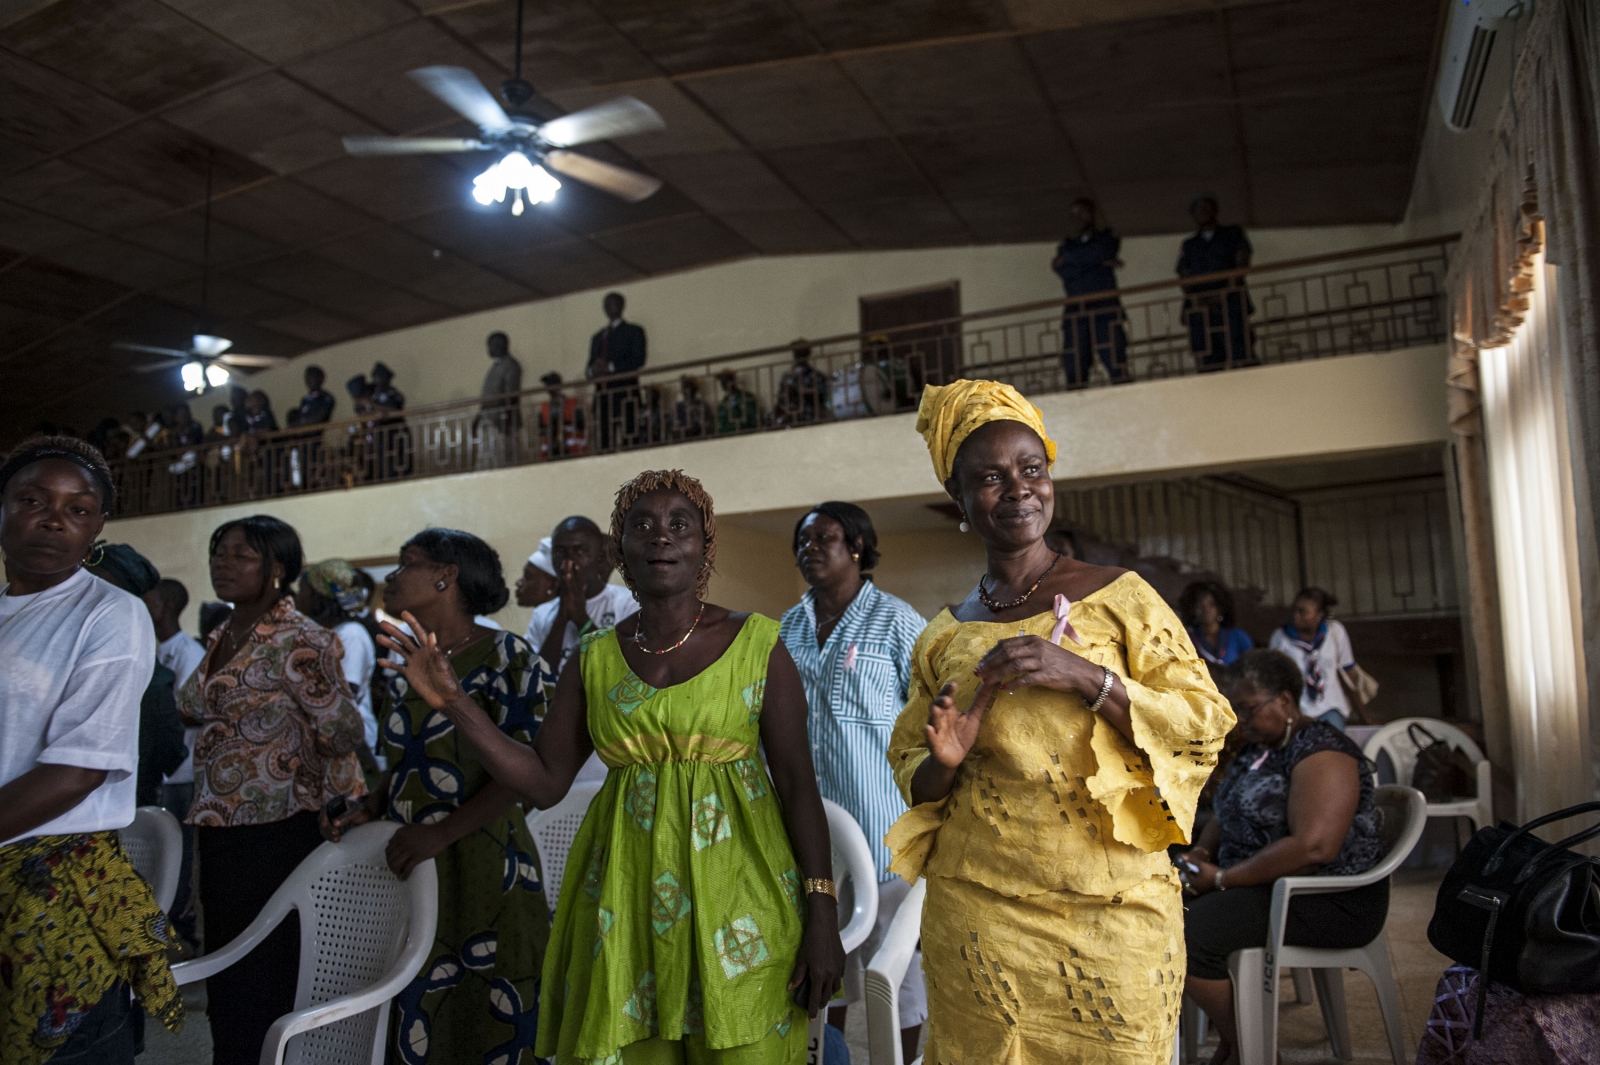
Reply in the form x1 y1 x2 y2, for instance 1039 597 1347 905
1061 296 1130 387
196 811 323 1065
1183 876 1390 981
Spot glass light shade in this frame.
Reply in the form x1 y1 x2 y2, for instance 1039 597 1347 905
204 363 231 388
472 161 506 205
181 360 206 393
475 152 560 209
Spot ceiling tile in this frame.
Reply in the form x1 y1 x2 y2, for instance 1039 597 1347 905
65 120 273 206
259 305 368 344
1242 94 1420 170
762 139 930 204
401 204 574 262
0 159 179 228
432 1 656 91
646 152 804 213
589 0 817 75
950 187 1088 242
406 257 535 311
825 196 971 246
0 0 261 111
0 302 69 351
901 120 1081 196
0 258 127 321
226 252 402 315
38 236 195 291
0 133 47 174
164 72 377 175
838 36 1049 134
315 226 463 284
718 207 853 254
1093 174 1251 235
1249 164 1413 227
1227 0 1438 101
209 179 378 243
1060 104 1239 188
492 237 641 295
1022 11 1228 115
535 176 697 238
286 20 506 133
591 213 754 273
0 199 96 253
544 78 740 159
296 154 470 221
0 50 137 156
161 0 414 65
121 210 285 266
791 0 1012 50
156 274 300 318
683 59 885 149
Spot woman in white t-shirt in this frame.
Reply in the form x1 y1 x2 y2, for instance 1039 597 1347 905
0 437 184 1065
296 559 382 767
1268 586 1367 729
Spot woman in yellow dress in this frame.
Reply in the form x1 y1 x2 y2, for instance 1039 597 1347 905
886 381 1235 1064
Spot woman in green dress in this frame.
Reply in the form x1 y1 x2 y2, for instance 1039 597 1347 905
377 470 845 1065
323 528 550 1065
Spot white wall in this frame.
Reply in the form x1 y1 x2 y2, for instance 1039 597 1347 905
223 222 1403 423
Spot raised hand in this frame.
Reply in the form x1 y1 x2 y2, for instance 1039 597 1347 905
925 680 996 770
377 611 464 712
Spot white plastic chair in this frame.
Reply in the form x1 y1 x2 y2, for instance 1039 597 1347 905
805 798 880 1065
1362 717 1493 833
171 822 438 1065
119 805 183 914
1227 784 1427 1065
525 780 603 915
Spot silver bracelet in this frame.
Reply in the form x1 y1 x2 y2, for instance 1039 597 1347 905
1214 867 1227 892
1086 665 1114 712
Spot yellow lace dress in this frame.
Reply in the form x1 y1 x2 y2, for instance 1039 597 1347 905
886 572 1233 1065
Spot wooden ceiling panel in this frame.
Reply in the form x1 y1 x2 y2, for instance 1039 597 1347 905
0 50 137 156
590 213 755 274
155 275 300 318
790 0 1011 50
544 79 741 159
1227 0 1438 100
901 120 1082 197
0 0 261 111
839 37 1050 135
121 211 285 267
1024 12 1228 115
0 199 96 254
401 205 574 263
762 138 930 204
0 302 69 351
38 236 195 291
1242 93 1421 170
0 133 47 174
258 305 368 344
590 0 817 75
491 238 641 296
208 179 378 244
0 159 181 229
403 256 534 312
161 0 414 66
1250 164 1414 227
65 120 272 206
825 197 971 247
683 59 885 150
950 187 1087 242
718 207 852 253
0 258 127 322
434 1 655 92
1061 104 1239 188
646 152 805 214
535 176 698 239
164 72 377 175
1094 174 1252 236
296 154 470 222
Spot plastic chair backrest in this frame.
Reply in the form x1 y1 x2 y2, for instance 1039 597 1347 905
526 781 603 914
119 805 182 913
1362 718 1486 789
823 798 879 955
1366 784 1429 882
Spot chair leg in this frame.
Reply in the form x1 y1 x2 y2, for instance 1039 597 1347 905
1311 968 1351 1060
1181 996 1207 1064
1354 936 1409 1065
1228 949 1270 1065
1291 967 1315 1004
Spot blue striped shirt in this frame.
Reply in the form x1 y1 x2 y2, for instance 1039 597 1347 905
779 581 926 881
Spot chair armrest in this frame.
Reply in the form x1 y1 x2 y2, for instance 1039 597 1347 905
171 895 293 986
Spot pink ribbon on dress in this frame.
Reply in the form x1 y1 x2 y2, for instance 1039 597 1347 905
1050 593 1083 646
844 642 858 671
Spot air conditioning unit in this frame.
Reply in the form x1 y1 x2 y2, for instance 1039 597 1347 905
1437 0 1524 132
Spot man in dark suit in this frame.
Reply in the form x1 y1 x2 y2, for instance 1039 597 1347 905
586 291 647 451
1176 195 1256 372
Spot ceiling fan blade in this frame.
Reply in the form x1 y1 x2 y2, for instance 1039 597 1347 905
410 66 514 133
546 151 662 203
218 352 291 368
113 341 188 359
538 96 664 148
343 135 487 156
132 361 178 374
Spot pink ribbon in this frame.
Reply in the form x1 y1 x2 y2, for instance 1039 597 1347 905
844 642 858 671
1050 593 1083 646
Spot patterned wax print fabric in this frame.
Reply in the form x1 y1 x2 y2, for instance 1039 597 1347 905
178 596 367 827
381 631 552 1065
885 572 1234 1064
536 615 809 1065
0 832 185 1065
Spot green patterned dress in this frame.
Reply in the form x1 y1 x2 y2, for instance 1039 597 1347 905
381 631 552 1065
536 615 809 1065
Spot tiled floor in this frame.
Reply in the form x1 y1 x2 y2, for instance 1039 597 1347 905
141 871 1452 1065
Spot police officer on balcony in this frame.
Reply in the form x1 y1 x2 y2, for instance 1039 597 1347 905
1176 195 1257 372
1052 197 1130 388
586 291 647 451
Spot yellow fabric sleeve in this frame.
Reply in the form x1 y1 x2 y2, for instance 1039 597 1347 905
885 620 949 880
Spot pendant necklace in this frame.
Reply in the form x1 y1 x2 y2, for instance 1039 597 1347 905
978 551 1063 612
633 602 704 655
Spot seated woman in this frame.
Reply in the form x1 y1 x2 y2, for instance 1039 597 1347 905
1179 648 1388 1065
0 438 184 1065
324 530 550 1065
1179 579 1253 670
373 470 844 1064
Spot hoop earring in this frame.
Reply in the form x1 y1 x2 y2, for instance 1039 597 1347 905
85 541 106 567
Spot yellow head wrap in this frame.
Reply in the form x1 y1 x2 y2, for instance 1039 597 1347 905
916 379 1057 483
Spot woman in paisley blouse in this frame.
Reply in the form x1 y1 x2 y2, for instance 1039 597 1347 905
322 528 551 1065
1177 648 1385 1065
178 514 366 1065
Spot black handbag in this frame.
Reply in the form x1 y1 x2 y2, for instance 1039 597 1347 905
1426 801 1600 1034
1407 722 1475 802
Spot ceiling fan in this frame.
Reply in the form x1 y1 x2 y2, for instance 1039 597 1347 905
114 151 288 393
342 0 665 214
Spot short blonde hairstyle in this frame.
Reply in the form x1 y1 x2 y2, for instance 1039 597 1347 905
608 469 717 596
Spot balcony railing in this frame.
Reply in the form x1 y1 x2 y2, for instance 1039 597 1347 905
108 235 1455 518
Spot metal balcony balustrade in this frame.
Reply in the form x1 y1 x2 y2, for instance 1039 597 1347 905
107 234 1455 518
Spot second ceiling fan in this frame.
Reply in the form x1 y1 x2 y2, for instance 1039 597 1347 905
343 0 666 214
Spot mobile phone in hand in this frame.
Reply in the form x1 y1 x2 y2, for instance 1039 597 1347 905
790 975 810 1009
323 793 349 821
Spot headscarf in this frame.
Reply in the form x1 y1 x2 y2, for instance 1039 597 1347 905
527 536 555 577
304 559 368 613
915 379 1057 484
90 543 161 596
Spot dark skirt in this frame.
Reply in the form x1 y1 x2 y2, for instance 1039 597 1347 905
1183 877 1390 981
196 810 323 1065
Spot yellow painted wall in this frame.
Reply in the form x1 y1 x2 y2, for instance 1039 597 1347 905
106 342 1447 635
219 223 1402 424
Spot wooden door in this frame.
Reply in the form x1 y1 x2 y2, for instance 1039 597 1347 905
859 282 962 398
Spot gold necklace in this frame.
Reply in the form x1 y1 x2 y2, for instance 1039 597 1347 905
632 602 704 655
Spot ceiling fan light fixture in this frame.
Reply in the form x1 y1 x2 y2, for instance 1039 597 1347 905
192 333 233 357
181 361 207 393
472 161 507 205
205 363 231 389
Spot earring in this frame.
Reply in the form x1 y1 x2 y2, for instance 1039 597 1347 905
959 520 970 533
435 580 447 591
85 541 106 567
851 552 860 561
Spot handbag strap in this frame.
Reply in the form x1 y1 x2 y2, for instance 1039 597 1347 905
1407 721 1442 749
1486 800 1600 875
